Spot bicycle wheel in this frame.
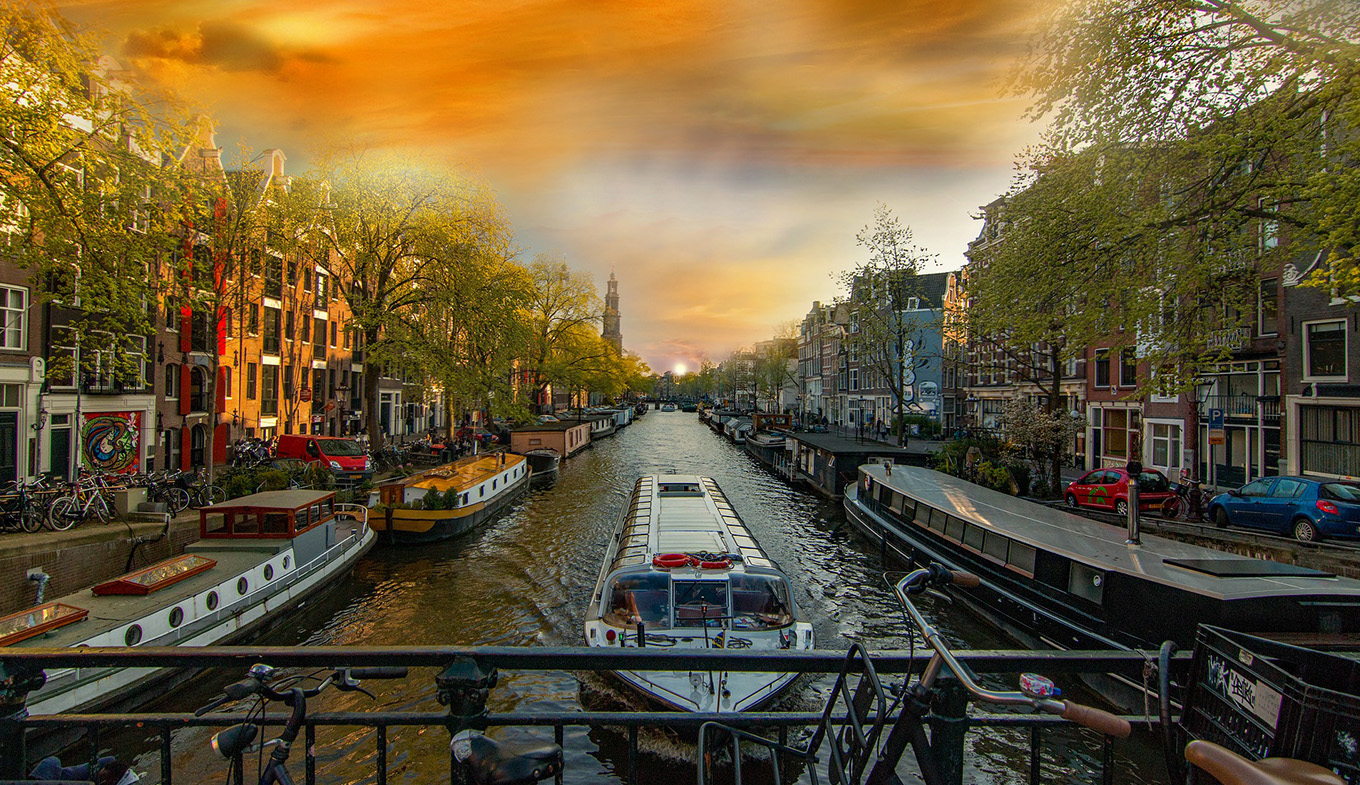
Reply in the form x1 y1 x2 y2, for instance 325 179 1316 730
1160 497 1182 520
48 497 82 531
204 485 227 506
163 487 191 514
20 507 43 533
93 494 113 523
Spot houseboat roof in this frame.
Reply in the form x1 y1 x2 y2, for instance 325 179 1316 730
790 432 911 455
512 421 588 433
383 453 525 493
608 475 775 574
860 464 1360 602
206 489 334 510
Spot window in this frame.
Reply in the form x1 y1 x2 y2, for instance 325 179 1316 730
263 308 281 354
0 286 25 350
313 368 325 400
223 307 234 339
0 192 29 246
343 327 351 349
315 318 326 350
317 272 328 301
1304 320 1346 381
1119 350 1137 388
1150 423 1181 472
301 315 311 342
224 366 233 398
1258 279 1278 337
165 294 179 331
330 321 337 347
1272 479 1306 499
165 363 180 399
248 303 260 335
1240 478 1272 497
247 363 257 400
261 366 279 415
283 366 293 399
163 427 181 471
284 310 294 341
1102 408 1134 458
1259 198 1278 252
1094 350 1110 387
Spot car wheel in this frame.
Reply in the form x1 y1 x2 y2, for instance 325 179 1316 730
1293 518 1320 543
1214 507 1230 529
1065 493 1079 508
1114 499 1129 517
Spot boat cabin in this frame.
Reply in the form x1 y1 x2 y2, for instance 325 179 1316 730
751 413 792 431
201 490 339 539
600 566 795 632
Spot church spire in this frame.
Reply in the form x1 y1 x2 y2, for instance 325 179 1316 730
603 271 622 352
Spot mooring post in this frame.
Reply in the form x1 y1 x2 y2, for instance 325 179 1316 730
438 656 498 785
928 677 970 785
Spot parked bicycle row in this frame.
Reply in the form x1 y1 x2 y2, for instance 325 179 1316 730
0 468 224 534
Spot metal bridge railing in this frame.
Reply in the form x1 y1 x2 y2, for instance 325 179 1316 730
0 646 1184 785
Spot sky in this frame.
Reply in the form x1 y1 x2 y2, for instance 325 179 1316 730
57 0 1055 375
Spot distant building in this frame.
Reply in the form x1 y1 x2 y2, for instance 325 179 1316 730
603 272 622 352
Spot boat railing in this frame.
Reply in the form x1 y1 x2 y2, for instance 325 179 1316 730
335 502 369 527
0 646 1179 785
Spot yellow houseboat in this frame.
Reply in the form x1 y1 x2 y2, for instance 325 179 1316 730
370 452 530 544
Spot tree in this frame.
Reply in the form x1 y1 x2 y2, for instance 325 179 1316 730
752 333 797 413
1014 0 1360 292
518 256 605 410
315 150 507 450
840 204 936 446
1 4 193 470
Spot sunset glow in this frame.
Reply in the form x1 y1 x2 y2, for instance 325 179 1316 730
59 0 1055 372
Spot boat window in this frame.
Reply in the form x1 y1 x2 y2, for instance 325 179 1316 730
963 524 986 551
1068 562 1105 605
263 513 290 534
673 580 728 628
982 532 1009 561
915 503 932 528
945 515 966 541
1008 542 1037 575
203 513 227 535
877 485 893 506
730 574 794 630
604 573 671 630
928 506 947 531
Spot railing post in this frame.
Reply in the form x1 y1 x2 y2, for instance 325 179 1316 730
437 656 498 785
0 660 44 780
927 678 969 785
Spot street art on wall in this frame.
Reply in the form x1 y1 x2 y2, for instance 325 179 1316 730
82 411 141 473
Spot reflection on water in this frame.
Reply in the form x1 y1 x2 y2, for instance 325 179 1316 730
121 411 1165 784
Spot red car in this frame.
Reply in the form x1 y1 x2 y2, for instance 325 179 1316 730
1065 468 1174 516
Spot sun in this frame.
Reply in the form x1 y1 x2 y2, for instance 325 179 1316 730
674 362 687 375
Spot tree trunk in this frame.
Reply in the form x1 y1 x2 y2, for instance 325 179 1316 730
364 326 383 452
1048 345 1064 498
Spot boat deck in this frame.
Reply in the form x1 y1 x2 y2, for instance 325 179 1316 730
861 464 1360 602
400 453 526 493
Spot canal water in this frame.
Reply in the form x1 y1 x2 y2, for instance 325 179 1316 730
127 411 1168 784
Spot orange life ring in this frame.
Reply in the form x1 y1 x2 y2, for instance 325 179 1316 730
652 553 691 569
699 559 731 570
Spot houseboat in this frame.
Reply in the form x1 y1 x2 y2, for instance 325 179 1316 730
524 448 561 482
564 414 617 441
787 432 913 498
584 475 815 713
511 420 591 459
371 452 529 544
845 464 1360 690
5 490 373 716
744 416 793 480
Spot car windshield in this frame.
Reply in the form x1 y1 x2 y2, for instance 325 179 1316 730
604 571 671 629
1138 472 1169 492
1321 483 1360 503
317 439 365 456
729 574 794 630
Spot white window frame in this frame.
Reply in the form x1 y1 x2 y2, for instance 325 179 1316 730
0 285 26 351
1146 419 1182 474
1302 319 1348 383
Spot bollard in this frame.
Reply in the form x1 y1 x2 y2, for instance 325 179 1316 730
438 657 497 785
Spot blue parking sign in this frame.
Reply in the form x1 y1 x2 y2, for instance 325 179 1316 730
1208 408 1225 429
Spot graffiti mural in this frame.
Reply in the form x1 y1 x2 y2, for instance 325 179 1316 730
82 412 141 473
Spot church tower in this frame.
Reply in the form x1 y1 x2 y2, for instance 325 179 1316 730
602 271 622 352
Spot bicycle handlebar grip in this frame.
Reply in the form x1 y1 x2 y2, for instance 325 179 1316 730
350 666 408 679
1061 701 1131 738
949 570 981 588
194 695 229 717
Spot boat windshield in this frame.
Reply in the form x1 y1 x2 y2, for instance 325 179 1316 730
605 572 671 629
729 574 794 630
673 580 728 628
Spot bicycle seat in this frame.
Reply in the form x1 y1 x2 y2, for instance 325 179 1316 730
1185 740 1345 785
458 732 562 785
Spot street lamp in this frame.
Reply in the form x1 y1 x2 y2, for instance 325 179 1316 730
1194 377 1217 489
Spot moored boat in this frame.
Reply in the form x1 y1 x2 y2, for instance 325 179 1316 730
584 475 814 713
524 447 561 482
7 490 373 716
370 452 529 544
844 463 1360 706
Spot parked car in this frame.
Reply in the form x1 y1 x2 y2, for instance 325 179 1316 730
1064 467 1174 516
275 434 373 485
1207 476 1360 542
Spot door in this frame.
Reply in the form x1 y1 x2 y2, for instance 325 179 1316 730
1231 478 1275 529
50 415 71 480
0 412 16 483
1259 477 1306 533
1087 471 1119 509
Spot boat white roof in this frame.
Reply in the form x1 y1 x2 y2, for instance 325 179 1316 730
609 475 775 572
860 464 1360 602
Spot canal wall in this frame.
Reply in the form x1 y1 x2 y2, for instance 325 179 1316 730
0 517 202 616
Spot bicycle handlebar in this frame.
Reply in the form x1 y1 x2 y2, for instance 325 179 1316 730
894 565 1131 739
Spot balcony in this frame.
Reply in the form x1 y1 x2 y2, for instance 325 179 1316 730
81 375 147 395
1202 394 1280 422
1205 326 1251 351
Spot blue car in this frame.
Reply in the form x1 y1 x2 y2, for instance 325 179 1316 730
1207 476 1360 542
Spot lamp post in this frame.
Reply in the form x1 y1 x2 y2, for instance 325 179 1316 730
1195 377 1217 490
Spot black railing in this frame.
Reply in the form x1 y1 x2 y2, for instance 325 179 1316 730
0 646 1175 785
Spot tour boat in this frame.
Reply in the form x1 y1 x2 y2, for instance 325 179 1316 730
660 403 677 412
4 490 373 716
844 464 1360 706
584 475 815 713
370 452 529 544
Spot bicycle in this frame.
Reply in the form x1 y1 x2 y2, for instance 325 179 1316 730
698 563 1130 785
1160 476 1213 522
197 663 409 785
0 478 49 533
47 473 115 531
